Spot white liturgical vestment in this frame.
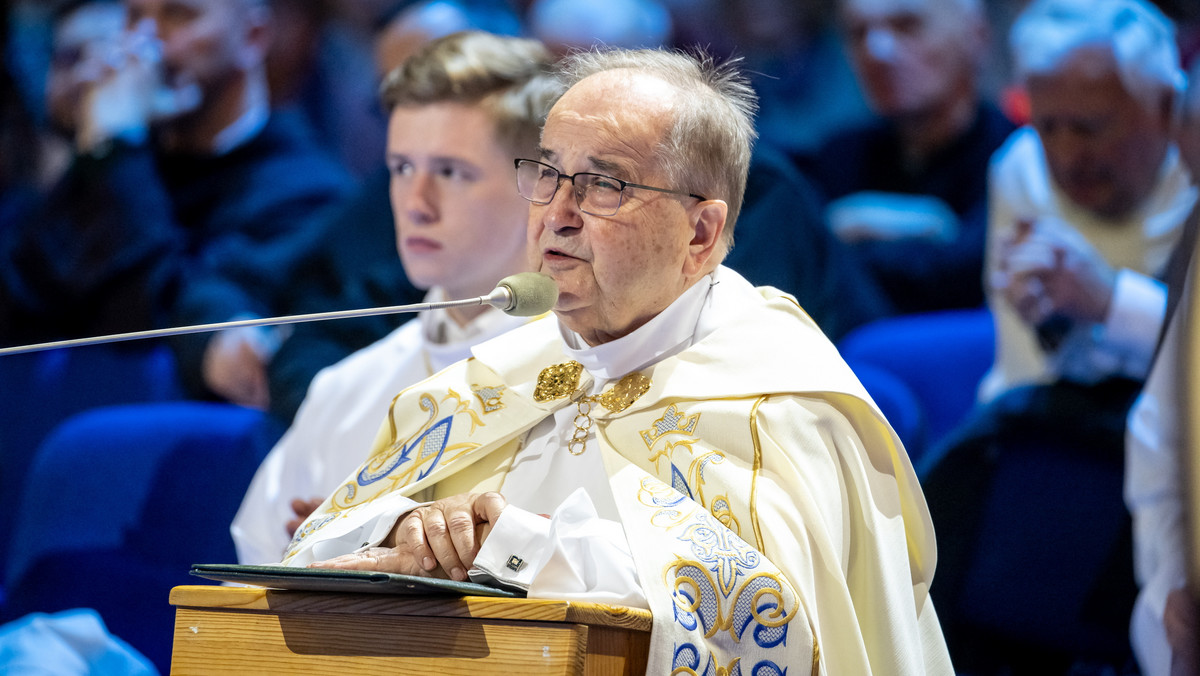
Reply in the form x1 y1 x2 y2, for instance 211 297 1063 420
231 288 528 564
282 266 953 675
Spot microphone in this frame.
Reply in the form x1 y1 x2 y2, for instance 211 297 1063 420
0 272 558 356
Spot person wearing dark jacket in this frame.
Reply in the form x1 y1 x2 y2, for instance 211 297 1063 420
0 0 351 409
806 0 1014 315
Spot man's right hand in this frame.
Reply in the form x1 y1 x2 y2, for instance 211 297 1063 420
308 492 507 581
994 217 1117 330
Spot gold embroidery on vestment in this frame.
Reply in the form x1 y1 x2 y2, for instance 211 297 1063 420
640 403 702 448
471 384 506 413
534 362 651 455
748 395 768 551
597 372 651 412
533 361 583 401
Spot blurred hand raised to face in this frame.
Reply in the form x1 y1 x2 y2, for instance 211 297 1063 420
76 16 204 151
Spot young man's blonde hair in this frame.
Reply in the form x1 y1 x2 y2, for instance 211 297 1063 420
380 31 562 158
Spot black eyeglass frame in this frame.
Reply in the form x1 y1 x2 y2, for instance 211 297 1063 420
514 158 706 216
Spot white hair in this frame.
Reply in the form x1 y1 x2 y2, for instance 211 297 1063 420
1011 0 1185 110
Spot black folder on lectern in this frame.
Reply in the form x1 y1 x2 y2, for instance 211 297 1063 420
189 563 525 598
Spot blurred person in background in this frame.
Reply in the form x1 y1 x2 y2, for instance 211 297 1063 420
809 0 1015 315
526 0 671 55
923 0 1195 670
40 0 125 186
0 0 351 410
979 0 1191 407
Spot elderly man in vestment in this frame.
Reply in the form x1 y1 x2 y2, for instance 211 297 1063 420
280 47 952 675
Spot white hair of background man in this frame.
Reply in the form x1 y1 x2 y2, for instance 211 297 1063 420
1010 0 1185 111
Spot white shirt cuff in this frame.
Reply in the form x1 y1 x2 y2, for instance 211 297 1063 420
1103 269 1166 360
470 506 552 591
288 493 422 566
470 489 648 608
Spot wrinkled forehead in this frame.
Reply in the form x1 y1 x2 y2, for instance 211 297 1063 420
542 70 676 175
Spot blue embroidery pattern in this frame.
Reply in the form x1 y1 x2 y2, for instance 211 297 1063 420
357 415 452 486
639 404 741 537
671 464 694 500
323 388 487 512
678 512 759 597
638 477 799 675
285 513 337 554
670 649 787 676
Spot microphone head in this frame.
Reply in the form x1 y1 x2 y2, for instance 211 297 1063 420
495 272 559 316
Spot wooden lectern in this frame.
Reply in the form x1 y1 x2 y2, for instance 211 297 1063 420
169 585 651 675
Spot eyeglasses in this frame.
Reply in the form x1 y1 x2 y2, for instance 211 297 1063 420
514 159 706 217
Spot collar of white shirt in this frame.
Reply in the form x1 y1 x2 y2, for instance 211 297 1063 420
559 273 717 383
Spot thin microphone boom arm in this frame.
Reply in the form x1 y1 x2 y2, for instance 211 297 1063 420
0 274 557 357
0 293 502 357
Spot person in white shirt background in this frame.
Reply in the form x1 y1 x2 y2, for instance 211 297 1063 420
918 0 1196 670
231 31 560 565
1124 55 1200 676
981 0 1193 403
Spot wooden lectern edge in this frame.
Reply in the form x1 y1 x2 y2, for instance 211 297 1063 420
169 584 653 632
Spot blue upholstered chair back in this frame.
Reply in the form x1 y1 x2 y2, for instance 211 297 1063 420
1 402 280 674
0 344 184 589
837 307 995 462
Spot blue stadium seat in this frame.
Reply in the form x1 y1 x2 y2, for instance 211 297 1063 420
848 361 925 456
924 431 1136 672
838 307 994 461
1 402 281 674
0 344 184 589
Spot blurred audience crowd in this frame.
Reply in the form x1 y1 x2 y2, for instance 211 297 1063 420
2 0 1200 674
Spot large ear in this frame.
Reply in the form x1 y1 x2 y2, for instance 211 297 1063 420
684 199 728 277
